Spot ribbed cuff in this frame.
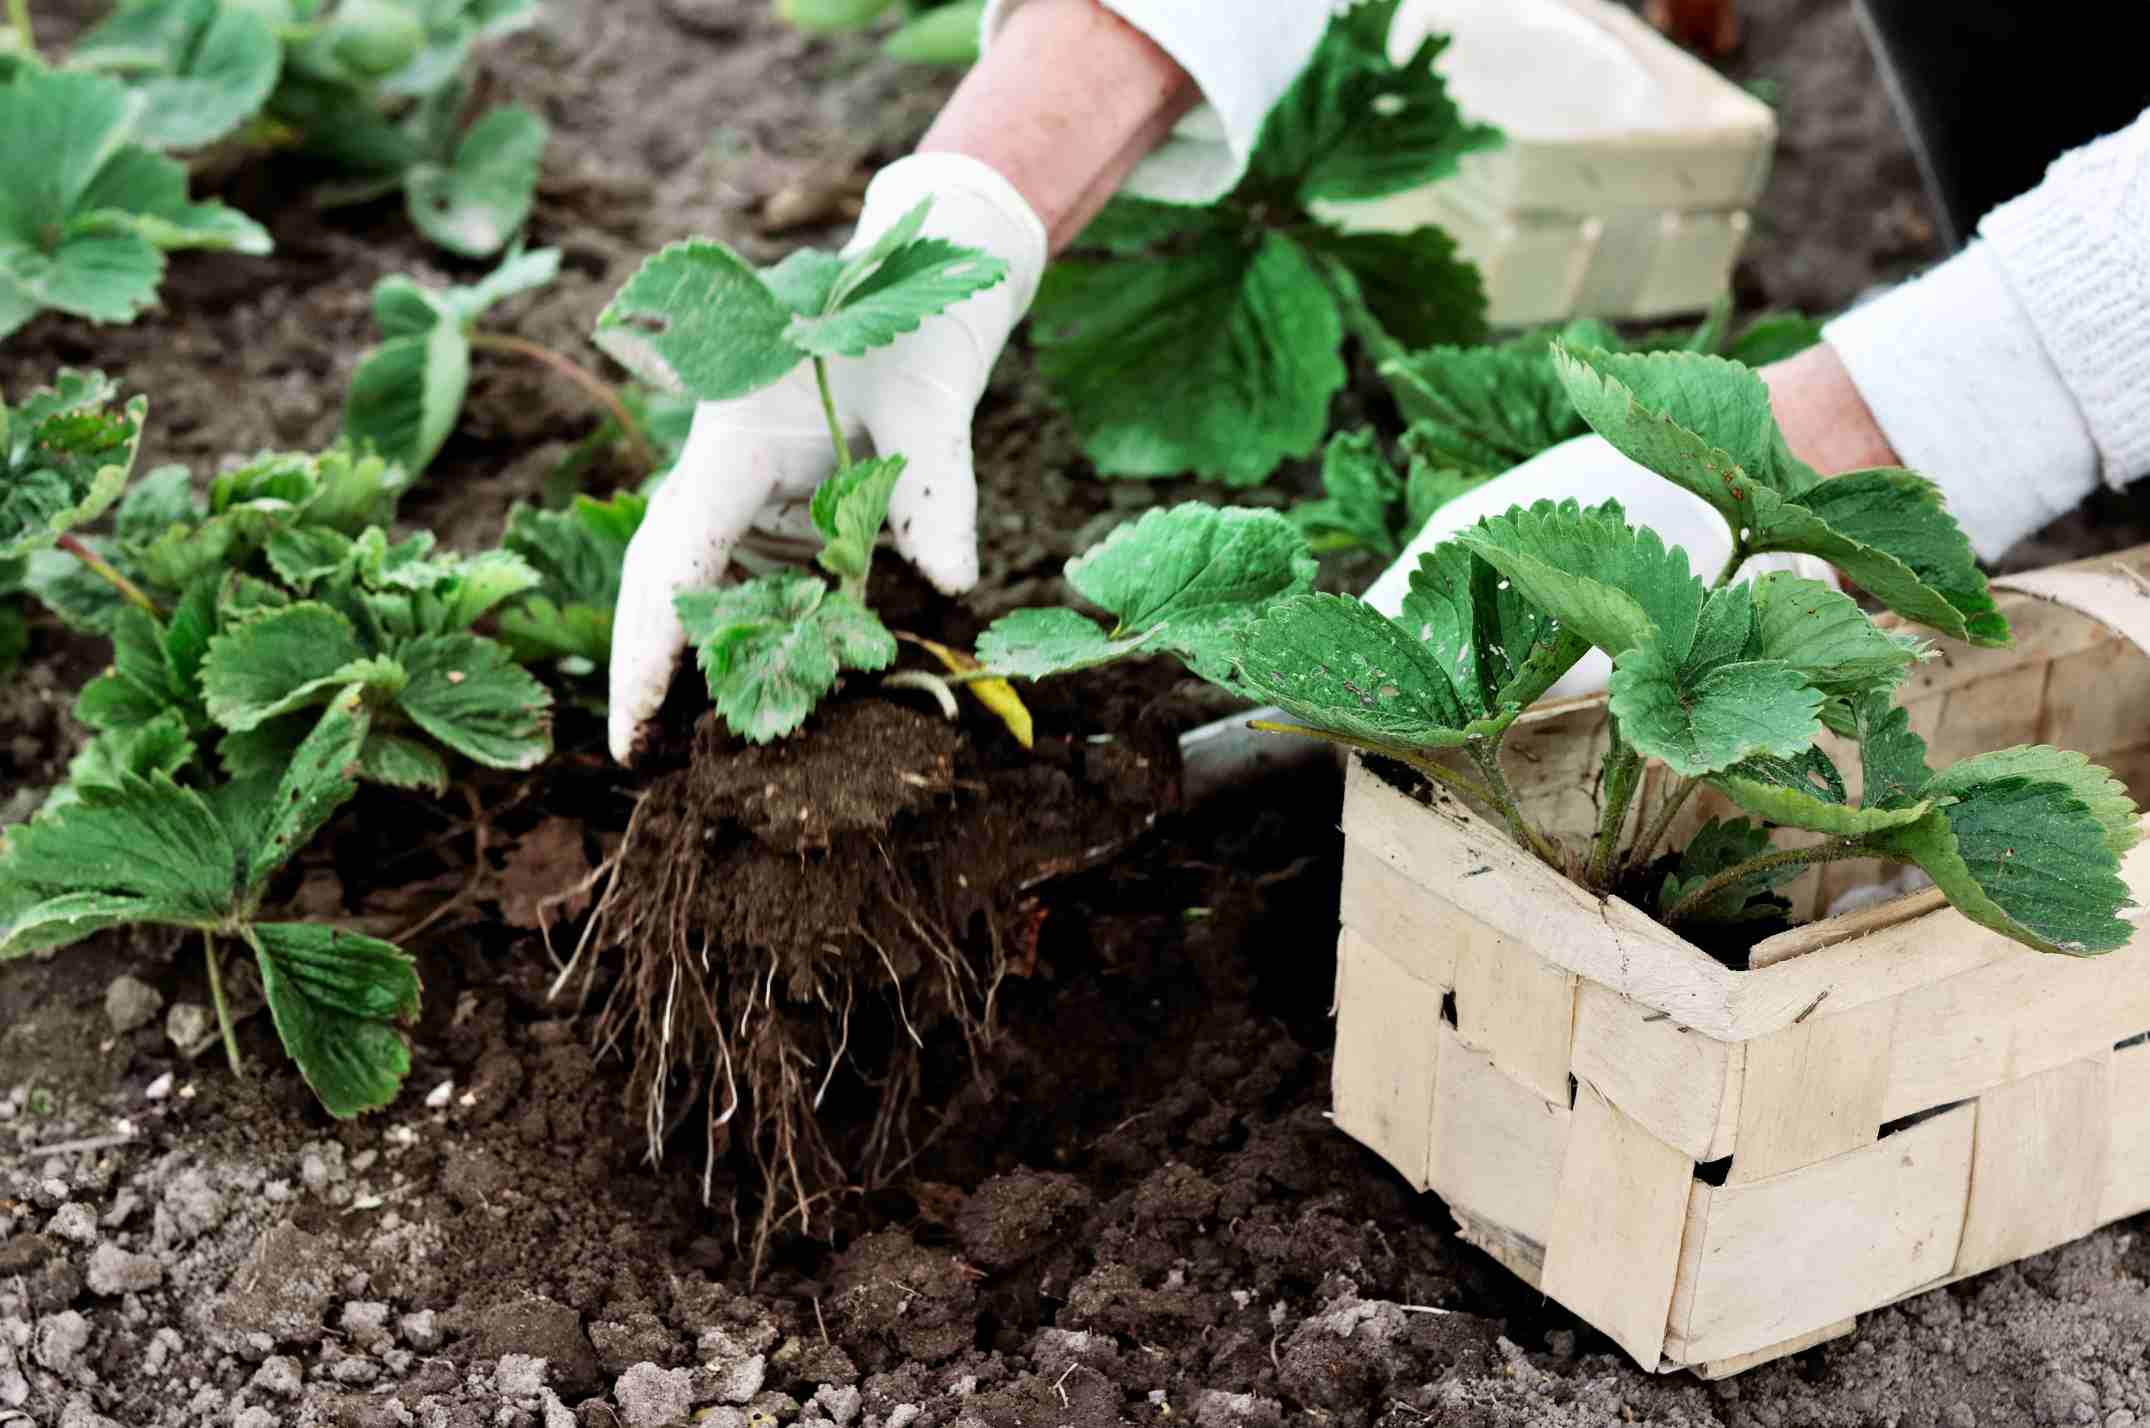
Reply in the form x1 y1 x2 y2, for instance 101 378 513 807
1979 113 2150 491
1823 243 2098 562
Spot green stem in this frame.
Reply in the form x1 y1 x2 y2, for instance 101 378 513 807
1465 741 1564 869
1246 719 1499 808
468 333 658 473
1586 739 1643 889
1661 841 1879 925
1711 540 1748 589
1627 774 1700 875
56 533 158 617
7 0 31 53
813 357 852 473
203 931 243 1079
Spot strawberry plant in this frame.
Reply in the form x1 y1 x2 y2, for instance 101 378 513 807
22 0 544 260
494 488 646 671
1030 0 1497 487
0 66 271 342
985 346 2140 958
593 195 1011 741
0 687 423 1116
1293 305 1825 559
344 245 657 477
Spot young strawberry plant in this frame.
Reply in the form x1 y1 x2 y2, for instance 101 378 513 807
27 0 545 259
986 346 2140 958
1029 0 1497 487
494 488 646 671
778 0 982 66
0 66 272 342
344 245 657 477
0 687 423 1116
592 195 1011 741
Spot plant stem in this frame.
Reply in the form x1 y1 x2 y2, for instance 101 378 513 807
1586 739 1643 889
203 931 243 1079
7 0 31 53
1465 742 1565 869
813 357 852 473
468 333 658 473
1711 540 1748 589
55 534 158 616
1627 774 1699 874
1661 841 1877 924
1245 719 1499 808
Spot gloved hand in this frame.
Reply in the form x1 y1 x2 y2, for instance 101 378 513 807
607 153 1049 765
1360 433 1839 700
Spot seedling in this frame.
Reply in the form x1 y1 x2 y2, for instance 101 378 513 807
594 195 1010 742
0 67 271 342
344 246 657 477
987 347 2140 958
495 488 647 670
1031 0 1498 487
18 0 544 260
0 689 423 1116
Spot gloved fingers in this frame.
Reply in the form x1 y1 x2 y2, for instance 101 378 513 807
860 383 980 595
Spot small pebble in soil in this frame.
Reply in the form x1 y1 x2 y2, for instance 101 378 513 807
45 1203 97 1246
104 977 163 1034
164 1004 215 1059
614 1362 694 1427
85 1243 162 1296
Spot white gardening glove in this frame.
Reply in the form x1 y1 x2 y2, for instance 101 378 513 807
1361 433 1839 701
608 154 1048 764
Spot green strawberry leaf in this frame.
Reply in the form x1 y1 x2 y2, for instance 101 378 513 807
1049 503 1318 683
396 632 552 769
1247 0 1500 206
1744 572 1924 698
810 455 906 588
1299 225 1486 352
1868 777 2135 956
75 146 272 254
1850 689 1933 811
677 573 896 744
343 323 469 475
1400 538 1588 716
1454 499 1703 664
881 0 984 64
246 687 372 894
47 709 197 815
1608 637 1823 778
761 248 847 317
973 608 1164 682
0 769 240 955
1290 429 1404 557
595 238 806 401
1925 747 2141 856
356 732 450 793
1237 592 1505 751
200 602 373 731
496 490 645 664
250 921 419 1117
1032 231 1346 485
1 369 145 559
405 104 547 258
1775 469 2008 646
1384 335 1590 478
73 0 283 151
786 238 1009 359
1711 749 1932 837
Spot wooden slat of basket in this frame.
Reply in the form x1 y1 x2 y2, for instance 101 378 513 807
1570 979 1740 1162
1429 1021 1571 1257
1340 842 1462 989
2101 1040 2150 1225
1542 1080 1692 1367
1688 1317 1856 1379
1952 1054 2112 1279
1451 907 1577 1105
1726 996 1895 1184
1331 927 1444 1191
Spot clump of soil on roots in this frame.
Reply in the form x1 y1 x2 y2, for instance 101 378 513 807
572 697 1172 1266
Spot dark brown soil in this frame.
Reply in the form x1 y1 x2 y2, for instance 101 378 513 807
10 2 2150 1427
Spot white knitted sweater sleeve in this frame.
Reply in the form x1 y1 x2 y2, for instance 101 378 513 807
978 0 1332 203
1824 109 2150 560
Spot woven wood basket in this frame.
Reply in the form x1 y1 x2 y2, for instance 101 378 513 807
1330 548 2150 1377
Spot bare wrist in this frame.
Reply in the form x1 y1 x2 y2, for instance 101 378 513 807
1761 344 1901 476
916 0 1197 252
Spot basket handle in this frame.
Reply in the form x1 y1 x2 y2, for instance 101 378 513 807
1990 556 2150 660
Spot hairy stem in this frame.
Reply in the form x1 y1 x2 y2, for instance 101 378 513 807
56 533 159 616
204 931 243 1079
1627 774 1700 874
1246 720 1500 808
1662 841 1878 925
7 0 30 52
1465 742 1564 869
813 357 853 473
468 333 658 473
1586 739 1643 889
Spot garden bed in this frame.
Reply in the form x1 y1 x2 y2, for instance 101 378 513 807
11 2 2150 1426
